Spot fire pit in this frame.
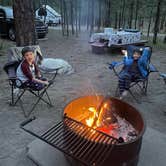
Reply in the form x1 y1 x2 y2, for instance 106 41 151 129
21 95 145 166
64 95 145 166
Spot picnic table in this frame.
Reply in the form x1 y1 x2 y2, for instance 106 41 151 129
90 31 142 47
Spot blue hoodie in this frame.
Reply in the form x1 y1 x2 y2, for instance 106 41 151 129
123 48 151 78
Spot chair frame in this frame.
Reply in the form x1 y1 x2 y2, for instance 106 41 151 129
4 60 60 117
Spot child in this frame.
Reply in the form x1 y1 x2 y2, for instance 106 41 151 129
119 47 150 99
16 46 49 90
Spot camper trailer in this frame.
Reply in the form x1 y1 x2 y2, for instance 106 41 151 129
36 5 61 26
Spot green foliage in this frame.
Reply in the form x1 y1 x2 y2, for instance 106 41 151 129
0 0 12 6
142 35 166 50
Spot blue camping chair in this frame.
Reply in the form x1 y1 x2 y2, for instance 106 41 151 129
108 45 158 102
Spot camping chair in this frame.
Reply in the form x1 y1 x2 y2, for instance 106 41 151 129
3 60 61 117
3 46 61 117
108 45 158 102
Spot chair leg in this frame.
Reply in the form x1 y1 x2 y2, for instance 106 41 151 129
29 89 52 106
9 84 53 117
144 79 148 94
115 85 120 97
10 84 15 105
14 90 26 105
19 98 28 117
128 90 141 104
45 90 53 107
26 87 53 117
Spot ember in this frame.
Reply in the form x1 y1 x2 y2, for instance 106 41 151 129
97 114 138 142
84 98 138 143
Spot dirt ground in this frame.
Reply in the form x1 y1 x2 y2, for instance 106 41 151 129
0 28 166 166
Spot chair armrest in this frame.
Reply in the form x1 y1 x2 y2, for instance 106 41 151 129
107 61 124 78
7 77 23 87
108 61 124 70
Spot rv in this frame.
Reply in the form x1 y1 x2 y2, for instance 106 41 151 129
36 5 61 26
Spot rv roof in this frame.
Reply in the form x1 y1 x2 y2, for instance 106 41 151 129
42 5 61 17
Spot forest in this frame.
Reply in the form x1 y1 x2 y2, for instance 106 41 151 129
0 0 166 43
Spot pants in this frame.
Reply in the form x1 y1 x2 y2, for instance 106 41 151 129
21 78 47 91
118 70 141 94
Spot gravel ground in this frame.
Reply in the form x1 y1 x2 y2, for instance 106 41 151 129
0 29 166 166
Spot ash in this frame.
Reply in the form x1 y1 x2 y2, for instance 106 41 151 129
98 115 138 143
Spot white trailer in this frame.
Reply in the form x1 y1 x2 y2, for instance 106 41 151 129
36 5 61 26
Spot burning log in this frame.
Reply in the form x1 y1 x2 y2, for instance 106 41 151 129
93 97 117 127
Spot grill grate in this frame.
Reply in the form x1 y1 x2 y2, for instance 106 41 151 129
21 116 118 166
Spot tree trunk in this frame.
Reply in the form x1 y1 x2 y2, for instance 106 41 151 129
62 0 69 36
65 1 69 36
13 0 36 46
121 0 126 28
153 0 162 44
147 8 153 39
104 0 111 27
118 11 121 29
134 0 139 29
60 0 65 36
97 0 102 31
44 0 47 24
78 0 81 32
160 10 166 30
70 0 75 35
87 0 90 30
129 1 134 28
114 11 118 29
75 0 78 37
90 0 94 36
118 0 123 29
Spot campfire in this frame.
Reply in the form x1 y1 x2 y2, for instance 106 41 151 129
65 96 139 143
21 95 145 166
63 95 145 166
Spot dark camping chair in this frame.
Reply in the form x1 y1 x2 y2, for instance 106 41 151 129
108 45 158 102
3 46 61 117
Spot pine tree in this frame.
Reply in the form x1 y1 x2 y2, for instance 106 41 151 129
12 0 36 46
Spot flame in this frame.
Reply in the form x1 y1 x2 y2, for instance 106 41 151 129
85 107 98 128
85 101 110 128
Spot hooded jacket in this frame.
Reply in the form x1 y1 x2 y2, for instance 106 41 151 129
123 48 151 78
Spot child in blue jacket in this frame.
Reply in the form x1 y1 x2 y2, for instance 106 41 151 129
119 47 151 99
